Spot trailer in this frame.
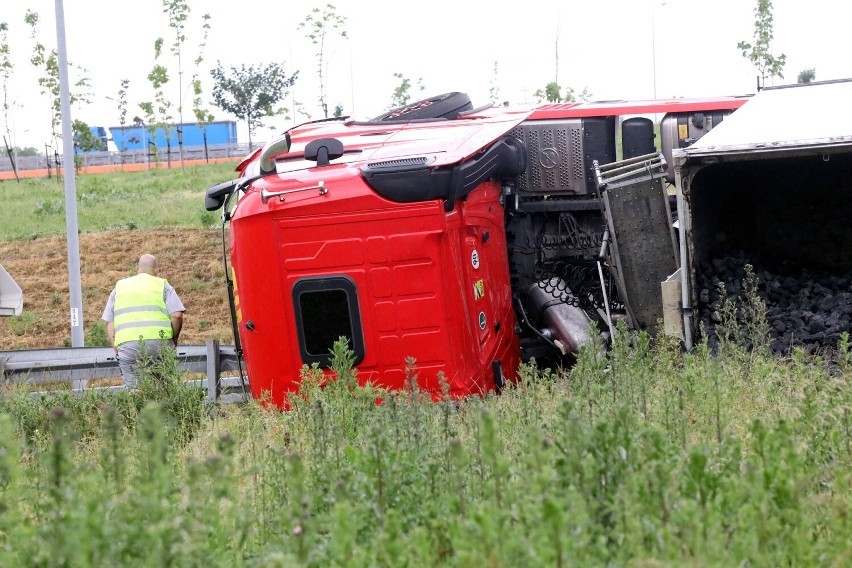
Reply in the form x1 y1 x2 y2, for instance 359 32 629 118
671 79 852 354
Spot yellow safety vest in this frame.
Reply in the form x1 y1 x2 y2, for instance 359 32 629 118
113 273 173 345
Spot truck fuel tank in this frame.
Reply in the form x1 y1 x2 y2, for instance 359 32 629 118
660 110 733 182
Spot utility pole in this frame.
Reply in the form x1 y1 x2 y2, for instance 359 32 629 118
54 0 85 350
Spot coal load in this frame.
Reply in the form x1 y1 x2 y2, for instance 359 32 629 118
696 253 852 356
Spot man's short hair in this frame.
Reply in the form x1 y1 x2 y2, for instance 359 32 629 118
138 254 158 273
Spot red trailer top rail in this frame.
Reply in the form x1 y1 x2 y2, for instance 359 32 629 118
525 96 752 120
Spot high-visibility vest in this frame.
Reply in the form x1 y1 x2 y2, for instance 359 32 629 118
113 273 173 345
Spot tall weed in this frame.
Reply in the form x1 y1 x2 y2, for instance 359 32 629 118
0 327 849 565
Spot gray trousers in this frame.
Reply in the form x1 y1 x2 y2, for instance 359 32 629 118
116 339 174 388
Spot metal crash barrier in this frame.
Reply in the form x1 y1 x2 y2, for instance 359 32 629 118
0 340 248 405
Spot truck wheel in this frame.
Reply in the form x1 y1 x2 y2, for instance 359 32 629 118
368 92 473 122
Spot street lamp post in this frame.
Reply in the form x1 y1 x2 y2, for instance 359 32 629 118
54 0 85 354
652 1 667 100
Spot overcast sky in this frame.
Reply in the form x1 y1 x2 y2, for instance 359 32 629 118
3 0 850 149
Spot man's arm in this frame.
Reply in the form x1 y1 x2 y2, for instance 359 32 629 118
170 311 184 346
106 320 116 353
103 289 117 352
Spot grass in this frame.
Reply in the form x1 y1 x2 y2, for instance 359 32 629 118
0 156 849 565
0 161 240 241
0 333 849 566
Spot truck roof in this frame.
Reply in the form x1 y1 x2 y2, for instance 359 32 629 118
237 95 753 175
675 79 852 162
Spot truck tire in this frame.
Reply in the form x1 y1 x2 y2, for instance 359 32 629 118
369 92 473 122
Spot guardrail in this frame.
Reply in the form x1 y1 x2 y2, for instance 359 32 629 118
0 340 249 404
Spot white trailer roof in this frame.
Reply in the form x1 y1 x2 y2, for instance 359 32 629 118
675 79 852 159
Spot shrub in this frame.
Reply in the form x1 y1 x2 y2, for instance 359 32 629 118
84 321 110 347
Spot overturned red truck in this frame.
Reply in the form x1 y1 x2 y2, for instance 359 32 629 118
205 81 852 407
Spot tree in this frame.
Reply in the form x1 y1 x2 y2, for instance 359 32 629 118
737 0 786 90
72 119 105 172
12 146 38 157
1 22 13 155
389 72 424 109
72 120 105 152
140 38 174 166
116 79 130 158
192 82 215 162
299 3 348 118
189 12 214 161
161 0 211 167
534 82 591 103
535 22 590 105
24 10 91 154
130 115 145 150
489 61 500 104
797 68 816 84
163 0 189 166
210 62 298 150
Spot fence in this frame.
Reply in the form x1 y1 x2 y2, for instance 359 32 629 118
0 340 248 404
0 143 258 173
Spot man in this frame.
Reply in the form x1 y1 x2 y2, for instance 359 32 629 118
102 254 185 387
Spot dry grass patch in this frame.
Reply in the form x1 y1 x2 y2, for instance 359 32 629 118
0 228 234 350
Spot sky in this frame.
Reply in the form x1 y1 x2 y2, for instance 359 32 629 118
2 0 851 150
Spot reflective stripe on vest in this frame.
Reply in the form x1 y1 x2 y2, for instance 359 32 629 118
113 273 173 345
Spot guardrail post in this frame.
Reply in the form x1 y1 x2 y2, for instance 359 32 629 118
206 339 221 402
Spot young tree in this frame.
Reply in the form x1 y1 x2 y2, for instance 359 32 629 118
24 10 91 155
797 68 816 84
116 79 130 159
210 62 298 150
299 3 348 118
130 115 146 156
189 11 214 161
192 88 215 162
140 38 174 166
737 0 786 90
1 22 13 155
161 0 211 167
163 0 189 166
389 72 424 109
24 9 55 145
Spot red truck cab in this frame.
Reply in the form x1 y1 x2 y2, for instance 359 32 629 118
206 92 749 407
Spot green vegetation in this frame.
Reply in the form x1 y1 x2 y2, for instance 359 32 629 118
210 62 298 149
84 320 110 347
0 161 848 564
0 334 849 565
0 161 238 240
738 0 787 87
6 310 37 335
